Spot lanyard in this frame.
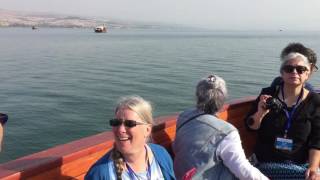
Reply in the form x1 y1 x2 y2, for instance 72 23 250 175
125 146 151 180
281 86 304 137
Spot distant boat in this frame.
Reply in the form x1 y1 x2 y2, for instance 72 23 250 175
94 25 107 33
32 26 38 30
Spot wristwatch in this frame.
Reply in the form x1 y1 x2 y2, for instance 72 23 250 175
0 113 8 125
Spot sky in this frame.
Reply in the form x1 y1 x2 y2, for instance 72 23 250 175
1 0 320 30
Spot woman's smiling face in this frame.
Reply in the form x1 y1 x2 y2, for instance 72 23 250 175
112 108 151 156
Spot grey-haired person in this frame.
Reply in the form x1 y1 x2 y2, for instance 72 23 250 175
246 46 320 179
271 42 318 90
173 75 268 180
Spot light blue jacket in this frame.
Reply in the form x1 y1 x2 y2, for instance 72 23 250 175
173 108 237 180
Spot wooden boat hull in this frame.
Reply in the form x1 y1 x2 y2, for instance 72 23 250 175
0 96 257 180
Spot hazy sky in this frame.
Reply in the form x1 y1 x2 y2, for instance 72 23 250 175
1 0 320 30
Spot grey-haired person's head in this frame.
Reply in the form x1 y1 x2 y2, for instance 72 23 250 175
196 74 227 114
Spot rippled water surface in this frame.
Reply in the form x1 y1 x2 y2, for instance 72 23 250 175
1 28 320 162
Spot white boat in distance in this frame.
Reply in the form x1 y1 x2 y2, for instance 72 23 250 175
94 25 107 33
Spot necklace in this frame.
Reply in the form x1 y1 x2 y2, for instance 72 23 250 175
125 146 151 180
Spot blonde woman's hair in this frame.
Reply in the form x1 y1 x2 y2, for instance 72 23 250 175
112 95 153 180
112 149 125 180
115 95 153 125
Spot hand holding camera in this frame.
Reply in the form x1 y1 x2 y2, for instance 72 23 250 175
265 97 284 113
248 95 284 129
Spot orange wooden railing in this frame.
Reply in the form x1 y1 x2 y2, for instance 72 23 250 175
0 97 256 180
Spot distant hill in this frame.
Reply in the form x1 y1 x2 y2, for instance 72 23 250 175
0 9 171 29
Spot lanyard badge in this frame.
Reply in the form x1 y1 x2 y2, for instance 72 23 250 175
275 137 293 151
274 86 303 152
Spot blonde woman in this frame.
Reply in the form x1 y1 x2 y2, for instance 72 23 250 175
85 96 175 180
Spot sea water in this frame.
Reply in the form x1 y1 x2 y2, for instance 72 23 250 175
0 27 320 162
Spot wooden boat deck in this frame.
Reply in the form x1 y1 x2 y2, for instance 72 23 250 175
0 96 257 180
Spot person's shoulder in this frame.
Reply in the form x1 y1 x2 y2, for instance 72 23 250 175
308 91 320 104
305 82 314 91
148 143 175 179
261 86 278 95
271 76 283 87
93 150 112 166
177 108 200 126
178 108 197 118
85 151 112 180
149 143 167 153
149 143 172 160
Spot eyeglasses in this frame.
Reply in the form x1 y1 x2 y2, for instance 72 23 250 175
109 119 148 128
281 65 309 74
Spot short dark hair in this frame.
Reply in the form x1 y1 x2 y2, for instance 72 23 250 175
280 42 317 65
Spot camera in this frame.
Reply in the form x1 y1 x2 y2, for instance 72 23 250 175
265 97 283 113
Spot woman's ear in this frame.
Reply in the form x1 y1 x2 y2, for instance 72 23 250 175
304 70 311 81
280 70 284 77
145 124 152 138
